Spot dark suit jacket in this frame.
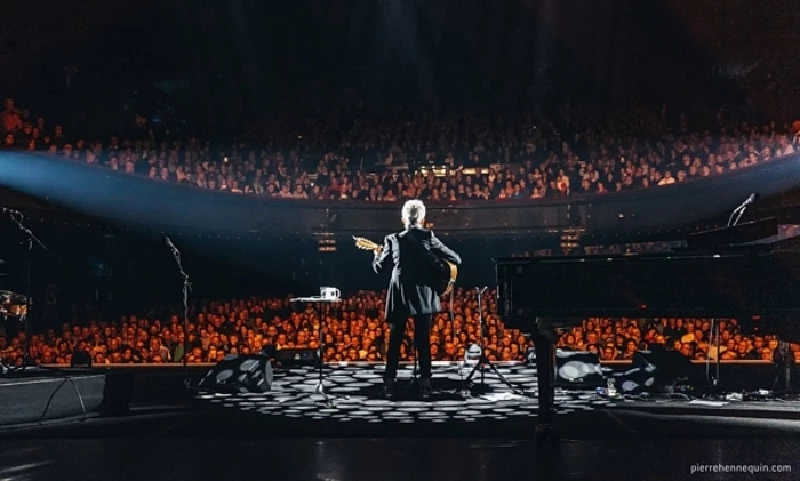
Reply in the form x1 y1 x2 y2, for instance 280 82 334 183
373 226 461 322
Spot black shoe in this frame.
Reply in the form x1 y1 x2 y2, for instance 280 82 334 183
419 378 432 400
380 381 394 400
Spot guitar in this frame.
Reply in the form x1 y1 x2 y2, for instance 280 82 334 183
353 236 458 297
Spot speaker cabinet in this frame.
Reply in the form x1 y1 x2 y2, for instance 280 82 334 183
554 349 604 388
632 349 694 384
198 354 273 393
71 350 92 368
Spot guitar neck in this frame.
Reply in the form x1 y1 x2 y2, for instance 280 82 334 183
354 237 380 251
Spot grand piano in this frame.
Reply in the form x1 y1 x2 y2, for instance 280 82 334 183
495 217 800 448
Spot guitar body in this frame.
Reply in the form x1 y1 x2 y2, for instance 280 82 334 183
353 236 457 296
435 261 458 297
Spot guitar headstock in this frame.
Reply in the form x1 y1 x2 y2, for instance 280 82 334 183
352 236 379 251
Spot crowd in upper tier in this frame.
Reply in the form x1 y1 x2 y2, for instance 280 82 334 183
1 288 797 368
2 97 799 201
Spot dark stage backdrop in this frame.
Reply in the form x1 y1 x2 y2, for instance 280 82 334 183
4 0 785 136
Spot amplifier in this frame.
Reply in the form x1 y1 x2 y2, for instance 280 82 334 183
276 347 319 366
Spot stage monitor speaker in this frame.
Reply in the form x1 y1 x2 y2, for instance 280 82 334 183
261 344 276 359
198 354 273 393
101 372 134 415
614 367 658 394
71 350 92 368
632 349 695 384
554 349 604 388
276 347 319 366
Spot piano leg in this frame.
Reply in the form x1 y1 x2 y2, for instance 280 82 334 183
533 332 559 451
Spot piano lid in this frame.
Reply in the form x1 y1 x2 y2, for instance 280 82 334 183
684 221 800 253
732 224 800 248
686 217 778 249
495 222 800 322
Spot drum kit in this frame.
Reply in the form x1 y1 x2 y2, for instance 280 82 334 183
0 210 48 372
0 258 28 322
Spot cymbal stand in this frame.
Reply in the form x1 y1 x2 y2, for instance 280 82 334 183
6 211 52 369
0 318 11 374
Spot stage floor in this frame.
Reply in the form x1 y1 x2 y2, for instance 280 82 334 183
3 363 800 480
195 362 592 426
2 426 799 481
190 362 800 437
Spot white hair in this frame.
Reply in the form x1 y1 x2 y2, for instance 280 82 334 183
401 199 426 227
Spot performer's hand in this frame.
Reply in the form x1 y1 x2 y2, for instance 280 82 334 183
374 247 382 255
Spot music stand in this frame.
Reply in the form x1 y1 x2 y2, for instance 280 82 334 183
289 295 342 405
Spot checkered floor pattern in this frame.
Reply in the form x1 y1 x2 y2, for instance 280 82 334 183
195 363 619 424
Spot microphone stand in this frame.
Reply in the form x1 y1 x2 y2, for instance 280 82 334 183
727 205 747 227
5 212 53 368
165 238 191 388
462 286 521 395
731 207 748 227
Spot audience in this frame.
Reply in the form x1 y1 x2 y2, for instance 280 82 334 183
1 96 799 366
2 96 799 202
557 317 796 363
1 288 797 367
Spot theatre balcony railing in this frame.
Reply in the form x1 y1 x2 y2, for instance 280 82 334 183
0 151 799 237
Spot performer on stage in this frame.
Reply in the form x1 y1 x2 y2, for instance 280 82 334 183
372 199 461 399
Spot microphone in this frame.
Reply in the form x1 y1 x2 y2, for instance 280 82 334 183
742 192 760 207
734 193 759 212
1 207 22 216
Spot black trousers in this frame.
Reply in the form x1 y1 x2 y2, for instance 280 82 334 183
384 313 432 382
